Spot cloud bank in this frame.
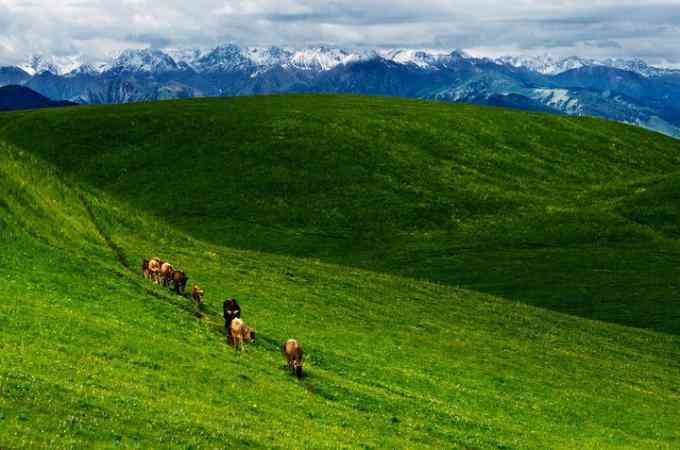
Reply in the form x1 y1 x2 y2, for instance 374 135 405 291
1 0 679 65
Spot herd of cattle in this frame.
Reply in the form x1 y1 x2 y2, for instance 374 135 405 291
141 256 304 378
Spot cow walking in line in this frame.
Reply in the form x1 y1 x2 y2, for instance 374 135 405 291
282 339 304 378
147 257 162 284
223 298 241 345
160 262 174 287
171 271 188 294
229 318 255 351
192 284 205 307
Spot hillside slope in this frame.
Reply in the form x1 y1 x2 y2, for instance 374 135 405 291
1 96 680 448
1 95 679 334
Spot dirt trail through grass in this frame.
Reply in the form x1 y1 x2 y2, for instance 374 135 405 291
78 191 208 318
79 192 132 273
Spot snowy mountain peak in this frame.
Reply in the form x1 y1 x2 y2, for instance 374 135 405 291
67 63 104 76
195 44 253 72
377 49 470 69
110 49 179 73
207 44 244 61
247 46 293 68
448 49 470 59
494 55 592 75
287 47 364 71
16 54 93 76
18 55 62 76
494 54 677 78
165 48 204 68
190 44 365 73
596 58 669 77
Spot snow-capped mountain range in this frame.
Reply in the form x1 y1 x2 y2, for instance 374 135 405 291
2 44 680 138
10 46 676 78
496 54 675 78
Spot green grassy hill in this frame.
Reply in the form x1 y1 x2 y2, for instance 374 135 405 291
1 95 679 449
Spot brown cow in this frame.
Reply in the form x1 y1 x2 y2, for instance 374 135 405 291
229 318 255 351
223 298 241 345
171 270 188 294
192 284 205 306
160 262 174 287
282 339 304 378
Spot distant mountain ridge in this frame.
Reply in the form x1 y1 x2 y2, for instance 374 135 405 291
0 85 77 111
2 45 680 137
495 54 677 78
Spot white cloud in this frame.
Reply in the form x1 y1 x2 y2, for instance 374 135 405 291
0 0 679 65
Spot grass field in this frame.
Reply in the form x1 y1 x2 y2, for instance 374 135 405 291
1 95 680 449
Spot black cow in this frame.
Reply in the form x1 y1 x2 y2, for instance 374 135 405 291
223 298 241 345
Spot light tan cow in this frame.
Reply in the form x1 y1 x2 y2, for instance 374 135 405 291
282 339 304 378
229 318 256 351
148 257 162 284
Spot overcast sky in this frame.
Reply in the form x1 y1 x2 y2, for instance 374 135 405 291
1 0 680 65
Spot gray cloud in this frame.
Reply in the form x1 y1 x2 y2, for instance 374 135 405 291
585 40 623 49
0 1 679 65
125 33 174 48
